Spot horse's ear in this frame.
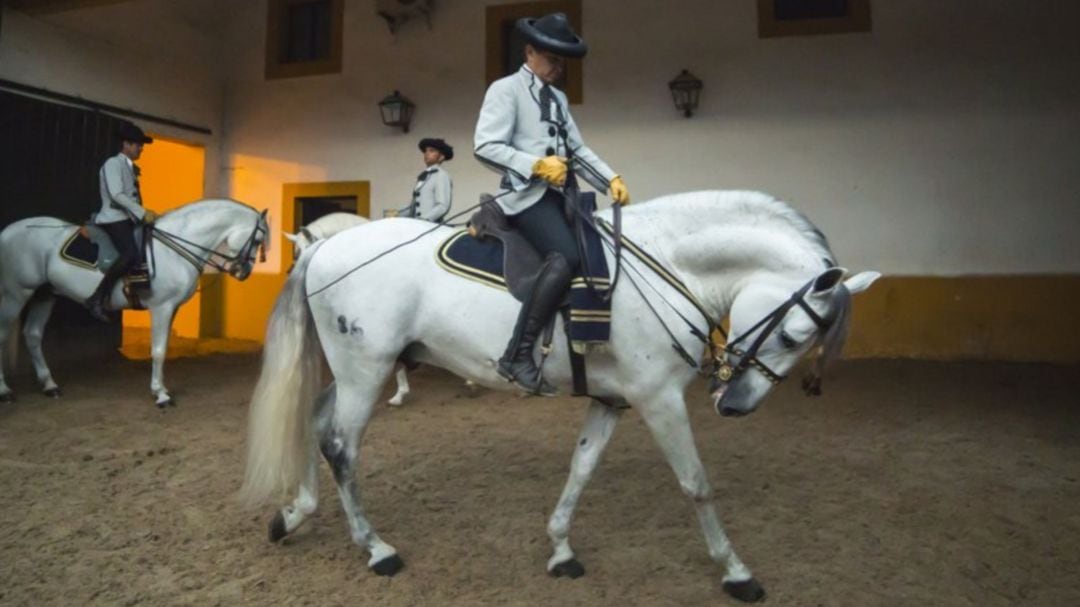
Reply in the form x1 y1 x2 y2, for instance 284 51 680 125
843 271 881 295
283 232 298 243
812 267 847 294
260 209 268 218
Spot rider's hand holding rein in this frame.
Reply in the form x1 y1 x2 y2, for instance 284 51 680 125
609 175 630 205
142 209 159 223
533 155 568 187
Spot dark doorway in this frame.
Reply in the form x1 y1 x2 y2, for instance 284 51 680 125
0 88 128 373
295 195 358 227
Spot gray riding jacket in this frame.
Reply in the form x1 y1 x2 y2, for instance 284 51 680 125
474 64 616 216
398 164 452 222
96 153 147 224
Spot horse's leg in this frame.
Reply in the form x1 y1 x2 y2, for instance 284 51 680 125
269 382 335 541
22 292 61 397
0 289 33 402
546 399 621 578
637 395 765 603
322 374 402 575
149 303 178 407
387 366 409 406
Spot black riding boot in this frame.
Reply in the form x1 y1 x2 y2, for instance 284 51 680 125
85 220 137 322
84 278 116 322
85 260 128 322
497 252 572 395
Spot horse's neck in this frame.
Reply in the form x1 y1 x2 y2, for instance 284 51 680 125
158 202 249 249
630 211 826 321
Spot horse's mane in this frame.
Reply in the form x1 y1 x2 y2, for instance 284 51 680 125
161 198 256 220
624 190 851 383
626 190 837 266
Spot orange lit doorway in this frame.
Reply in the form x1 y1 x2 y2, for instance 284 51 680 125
122 134 206 340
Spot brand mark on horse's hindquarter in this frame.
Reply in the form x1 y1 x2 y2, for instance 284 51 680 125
337 315 348 334
349 319 364 338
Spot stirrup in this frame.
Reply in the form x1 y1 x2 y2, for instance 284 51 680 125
497 359 557 396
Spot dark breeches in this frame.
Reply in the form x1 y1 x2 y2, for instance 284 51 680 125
99 220 138 281
508 188 581 273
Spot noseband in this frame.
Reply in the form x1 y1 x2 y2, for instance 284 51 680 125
235 214 269 272
711 279 830 388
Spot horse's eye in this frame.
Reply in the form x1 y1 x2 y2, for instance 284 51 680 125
778 330 798 349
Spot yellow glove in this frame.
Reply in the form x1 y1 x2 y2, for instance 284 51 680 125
532 156 568 187
142 209 159 223
609 175 630 205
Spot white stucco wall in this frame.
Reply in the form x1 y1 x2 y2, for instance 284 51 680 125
5 1 1077 276
219 0 1080 276
0 2 225 196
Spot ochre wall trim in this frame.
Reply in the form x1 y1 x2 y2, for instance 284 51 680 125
846 275 1080 363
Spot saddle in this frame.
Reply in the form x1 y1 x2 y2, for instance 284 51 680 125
62 224 152 308
436 194 615 397
466 196 545 302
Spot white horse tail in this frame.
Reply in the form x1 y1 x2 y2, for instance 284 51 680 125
241 241 325 506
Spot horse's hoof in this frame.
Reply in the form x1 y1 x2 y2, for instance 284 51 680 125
370 554 404 577
268 511 288 542
43 387 62 398
723 578 766 603
549 558 585 579
0 392 14 404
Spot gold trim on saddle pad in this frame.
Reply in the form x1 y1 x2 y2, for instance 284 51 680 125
434 230 509 292
59 229 99 271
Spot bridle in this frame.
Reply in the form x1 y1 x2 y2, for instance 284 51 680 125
710 278 831 390
151 209 268 276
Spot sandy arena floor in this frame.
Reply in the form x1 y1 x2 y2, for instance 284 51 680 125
1 354 1078 606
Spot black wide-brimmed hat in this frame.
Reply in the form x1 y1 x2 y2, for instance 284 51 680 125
118 121 153 145
516 12 587 59
418 137 453 161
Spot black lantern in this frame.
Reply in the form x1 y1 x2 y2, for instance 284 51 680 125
668 69 703 118
378 90 415 133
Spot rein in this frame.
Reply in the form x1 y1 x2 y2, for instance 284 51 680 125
305 190 517 299
592 216 835 389
151 211 267 275
710 279 829 388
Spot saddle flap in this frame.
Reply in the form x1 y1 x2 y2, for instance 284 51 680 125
465 200 543 301
60 226 115 270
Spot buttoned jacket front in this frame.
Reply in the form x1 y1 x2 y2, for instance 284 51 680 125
400 164 452 222
96 153 147 223
474 65 616 215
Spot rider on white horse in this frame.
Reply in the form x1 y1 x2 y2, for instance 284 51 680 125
85 121 159 321
474 12 630 395
393 138 454 223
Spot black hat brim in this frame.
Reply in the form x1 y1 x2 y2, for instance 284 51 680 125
516 17 587 59
120 129 153 145
418 138 453 161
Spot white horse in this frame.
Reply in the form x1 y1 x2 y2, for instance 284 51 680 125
283 212 369 257
284 212 413 407
242 190 880 603
0 199 269 407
